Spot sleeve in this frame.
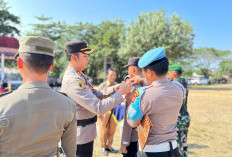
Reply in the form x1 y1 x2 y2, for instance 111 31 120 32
61 110 77 157
67 78 123 115
92 87 115 100
121 103 132 147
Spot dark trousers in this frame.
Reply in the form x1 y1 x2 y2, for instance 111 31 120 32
145 148 181 157
76 141 94 157
122 141 138 157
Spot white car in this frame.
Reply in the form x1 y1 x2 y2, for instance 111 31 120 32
187 78 209 85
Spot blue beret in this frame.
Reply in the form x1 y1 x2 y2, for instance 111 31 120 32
138 47 166 68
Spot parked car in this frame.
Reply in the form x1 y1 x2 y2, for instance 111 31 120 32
187 78 209 85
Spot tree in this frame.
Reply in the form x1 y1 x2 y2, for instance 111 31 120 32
217 59 232 78
119 9 195 62
27 15 68 78
192 47 231 78
0 0 20 36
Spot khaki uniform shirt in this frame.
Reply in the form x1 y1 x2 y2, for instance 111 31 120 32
0 81 77 157
61 65 124 144
98 81 117 91
121 75 143 147
129 78 184 145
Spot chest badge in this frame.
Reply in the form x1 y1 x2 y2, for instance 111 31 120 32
77 81 87 89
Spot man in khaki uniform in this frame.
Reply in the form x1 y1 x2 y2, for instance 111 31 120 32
120 57 143 157
0 36 77 157
98 68 118 155
127 48 184 157
61 40 132 157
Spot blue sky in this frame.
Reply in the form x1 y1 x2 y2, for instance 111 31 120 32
6 0 232 51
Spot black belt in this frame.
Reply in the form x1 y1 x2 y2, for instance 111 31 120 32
77 116 97 127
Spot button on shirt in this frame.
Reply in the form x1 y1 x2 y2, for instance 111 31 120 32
61 65 124 144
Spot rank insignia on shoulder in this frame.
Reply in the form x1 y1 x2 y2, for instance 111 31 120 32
88 86 94 90
78 81 87 89
76 71 83 77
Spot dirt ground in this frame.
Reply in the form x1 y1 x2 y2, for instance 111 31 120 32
92 89 232 157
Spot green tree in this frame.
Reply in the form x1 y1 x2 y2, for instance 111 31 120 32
217 59 232 78
62 20 126 82
192 47 231 78
0 0 20 36
27 15 68 78
119 9 194 61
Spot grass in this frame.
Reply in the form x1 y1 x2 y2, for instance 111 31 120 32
92 89 232 157
189 83 232 89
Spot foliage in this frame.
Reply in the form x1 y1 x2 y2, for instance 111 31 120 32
0 0 20 36
27 15 68 78
217 59 232 78
119 10 195 62
192 47 231 78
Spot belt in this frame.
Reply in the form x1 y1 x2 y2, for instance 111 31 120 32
142 140 177 152
77 116 97 127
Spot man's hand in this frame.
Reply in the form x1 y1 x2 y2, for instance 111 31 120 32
118 81 132 95
120 146 127 154
130 77 144 85
113 84 120 92
125 92 134 104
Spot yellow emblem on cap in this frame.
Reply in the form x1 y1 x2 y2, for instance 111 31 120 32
78 81 87 89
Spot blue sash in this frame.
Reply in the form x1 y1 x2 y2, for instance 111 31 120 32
127 87 145 121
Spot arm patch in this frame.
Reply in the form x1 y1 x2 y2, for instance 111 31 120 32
127 87 145 121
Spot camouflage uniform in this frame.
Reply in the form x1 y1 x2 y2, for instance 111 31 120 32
176 78 191 157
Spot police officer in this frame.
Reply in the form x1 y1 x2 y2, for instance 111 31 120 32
127 48 184 157
61 40 132 157
0 36 77 157
169 64 191 157
121 57 143 157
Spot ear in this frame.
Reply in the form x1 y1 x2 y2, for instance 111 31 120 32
48 62 54 72
17 57 23 69
71 55 76 61
147 69 153 77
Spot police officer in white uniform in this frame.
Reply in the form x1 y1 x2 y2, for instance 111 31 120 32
61 40 132 157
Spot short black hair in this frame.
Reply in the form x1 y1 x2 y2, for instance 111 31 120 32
106 68 116 75
175 70 182 76
143 57 169 76
20 53 53 74
67 52 79 61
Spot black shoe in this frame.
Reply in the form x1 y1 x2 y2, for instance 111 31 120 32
106 148 118 153
102 148 108 156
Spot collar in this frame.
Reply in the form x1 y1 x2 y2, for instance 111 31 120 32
151 77 169 86
17 81 50 90
106 80 116 86
67 65 78 74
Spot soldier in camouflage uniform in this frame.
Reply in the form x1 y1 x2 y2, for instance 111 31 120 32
168 64 191 157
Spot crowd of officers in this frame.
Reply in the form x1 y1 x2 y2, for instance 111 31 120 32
0 36 190 157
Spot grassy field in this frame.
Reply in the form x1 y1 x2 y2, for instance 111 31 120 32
93 89 232 157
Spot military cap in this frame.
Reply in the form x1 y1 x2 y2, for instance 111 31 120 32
169 64 182 71
14 36 55 59
65 40 94 55
124 57 140 68
138 47 166 68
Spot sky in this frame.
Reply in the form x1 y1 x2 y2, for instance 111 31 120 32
6 0 232 51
